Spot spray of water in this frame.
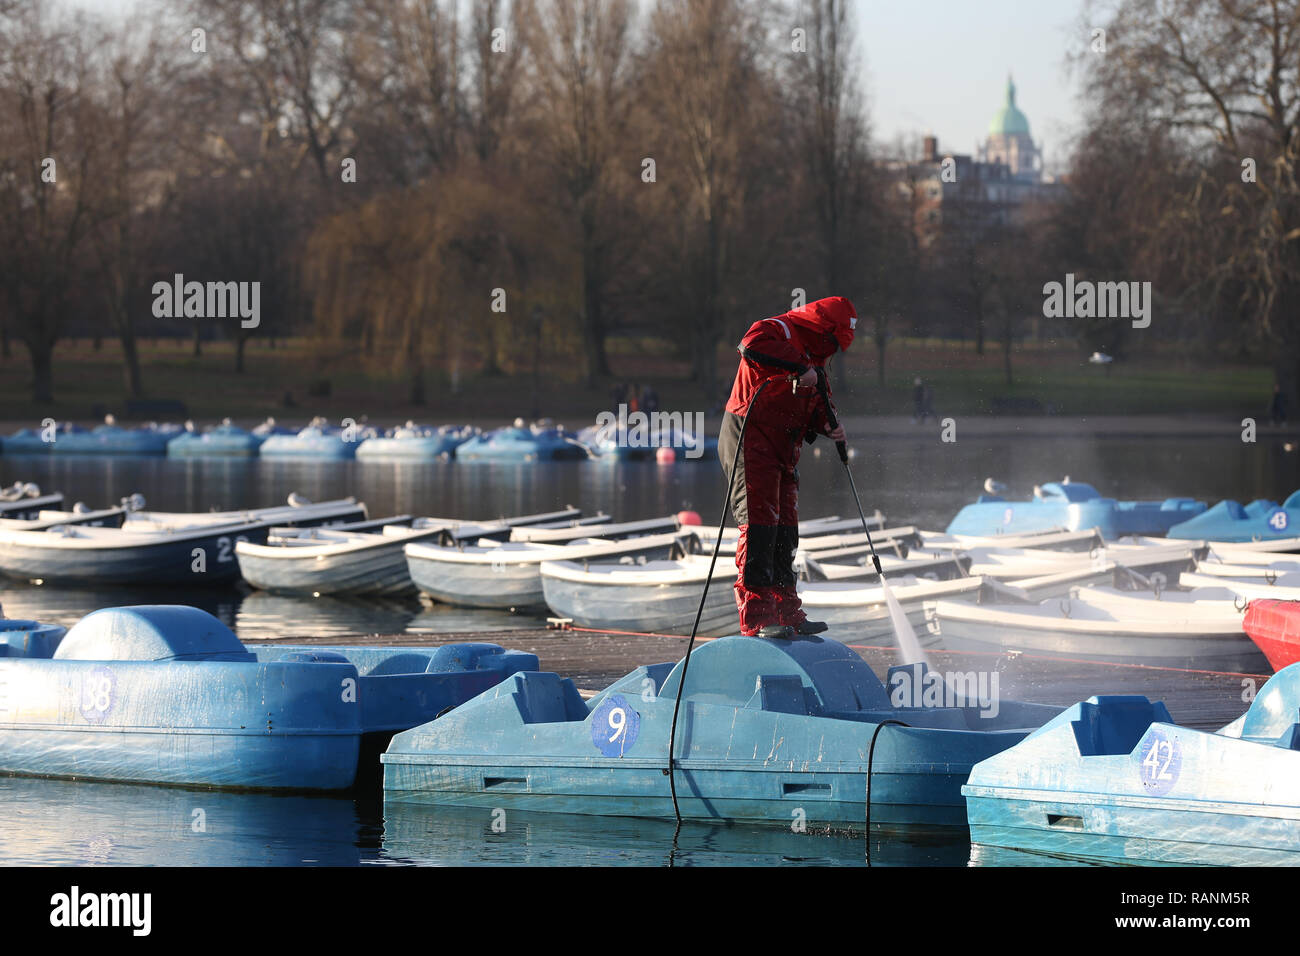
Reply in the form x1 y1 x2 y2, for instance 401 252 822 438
876 573 932 668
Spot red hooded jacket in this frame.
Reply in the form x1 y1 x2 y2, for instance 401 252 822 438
724 297 857 437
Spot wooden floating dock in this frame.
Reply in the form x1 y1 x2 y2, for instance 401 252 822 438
245 625 1265 731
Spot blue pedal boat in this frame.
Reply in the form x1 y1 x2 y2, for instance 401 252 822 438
457 422 589 462
382 635 1061 829
167 419 267 458
1167 490 1300 542
51 419 182 456
356 423 478 461
260 418 375 460
962 665 1300 865
0 613 66 658
946 479 1205 539
578 420 718 462
0 605 538 791
2 423 87 455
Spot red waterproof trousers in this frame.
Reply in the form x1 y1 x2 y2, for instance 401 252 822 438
719 412 807 634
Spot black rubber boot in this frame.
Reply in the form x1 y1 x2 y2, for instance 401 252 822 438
757 624 796 640
794 620 828 636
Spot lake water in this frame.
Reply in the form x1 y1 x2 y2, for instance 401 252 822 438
2 434 1295 639
0 434 1294 866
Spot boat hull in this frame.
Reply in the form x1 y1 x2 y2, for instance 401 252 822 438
0 494 65 521
0 525 274 585
384 758 980 829
409 556 548 609
929 610 1263 671
410 537 686 610
238 538 422 595
1244 598 1300 671
356 435 466 460
541 573 738 635
259 435 357 460
166 433 264 457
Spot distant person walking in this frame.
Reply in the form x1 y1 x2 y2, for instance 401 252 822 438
1271 384 1288 426
641 385 659 415
913 377 935 424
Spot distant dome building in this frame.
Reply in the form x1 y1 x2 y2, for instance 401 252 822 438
980 75 1041 182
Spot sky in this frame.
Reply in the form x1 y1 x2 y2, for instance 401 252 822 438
853 0 1087 170
70 0 1089 172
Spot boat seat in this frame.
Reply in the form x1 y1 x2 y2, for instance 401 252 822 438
369 653 440 675
746 675 815 715
1240 665 1300 741
1037 482 1100 503
1069 696 1173 756
510 673 590 724
585 662 676 712
0 621 64 659
1275 724 1300 750
1244 499 1277 518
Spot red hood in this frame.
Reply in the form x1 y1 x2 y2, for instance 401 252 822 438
784 297 857 358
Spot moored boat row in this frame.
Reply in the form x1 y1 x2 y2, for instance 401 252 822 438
7 471 1300 864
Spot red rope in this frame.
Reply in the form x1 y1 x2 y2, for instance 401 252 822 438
559 624 1269 679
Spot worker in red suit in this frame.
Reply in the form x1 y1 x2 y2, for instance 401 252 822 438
719 296 857 639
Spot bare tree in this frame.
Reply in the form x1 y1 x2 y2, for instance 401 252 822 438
642 0 773 393
348 0 466 184
1077 0 1300 403
467 0 529 163
786 0 870 292
522 0 636 385
86 15 189 398
189 0 358 185
0 1 99 403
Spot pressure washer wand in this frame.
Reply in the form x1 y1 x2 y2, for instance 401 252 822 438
816 375 883 577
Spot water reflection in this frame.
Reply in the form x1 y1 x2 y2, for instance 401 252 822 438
0 773 970 867
5 435 1295 535
0 776 372 866
0 582 545 641
379 802 970 867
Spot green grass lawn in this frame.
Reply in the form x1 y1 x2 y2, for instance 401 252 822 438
0 335 1274 425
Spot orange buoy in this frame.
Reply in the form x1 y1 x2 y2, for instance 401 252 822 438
676 509 702 525
656 447 677 464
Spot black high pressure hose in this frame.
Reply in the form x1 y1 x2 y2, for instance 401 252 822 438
865 718 908 864
814 370 883 577
666 377 773 824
